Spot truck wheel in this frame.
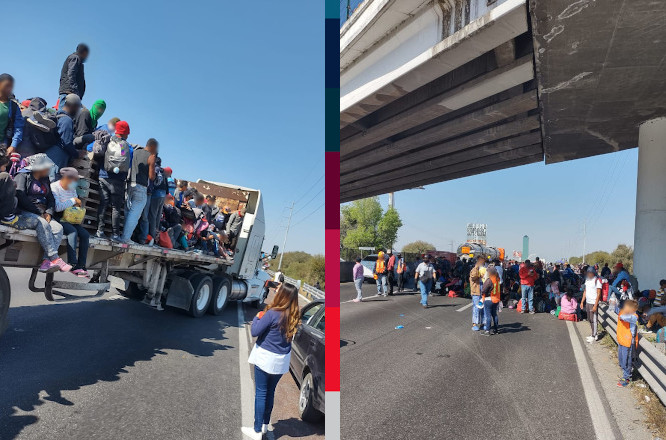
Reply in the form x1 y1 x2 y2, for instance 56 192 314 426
208 276 231 315
0 266 11 338
119 282 146 299
299 372 323 423
189 274 213 318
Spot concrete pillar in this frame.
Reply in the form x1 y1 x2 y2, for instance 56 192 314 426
634 117 666 290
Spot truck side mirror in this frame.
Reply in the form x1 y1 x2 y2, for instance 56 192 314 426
271 245 279 260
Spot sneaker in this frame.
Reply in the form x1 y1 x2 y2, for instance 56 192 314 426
38 259 59 273
150 297 164 311
33 111 57 130
617 379 630 387
472 325 480 331
529 310 536 314
95 230 108 239
352 298 361 303
639 328 653 334
240 427 262 440
52 258 72 272
586 335 595 342
0 214 18 226
262 424 273 434
481 330 491 336
111 234 122 242
71 268 89 278
26 117 51 133
121 238 138 245
422 304 429 308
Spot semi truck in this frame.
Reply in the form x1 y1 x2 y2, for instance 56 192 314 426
0 179 273 338
456 243 505 262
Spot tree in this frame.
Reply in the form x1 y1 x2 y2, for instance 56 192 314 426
568 244 634 272
377 207 402 251
402 240 436 254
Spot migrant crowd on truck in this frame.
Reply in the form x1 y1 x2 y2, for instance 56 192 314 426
0 43 246 298
351 248 666 388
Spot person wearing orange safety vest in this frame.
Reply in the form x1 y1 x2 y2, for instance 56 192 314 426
373 251 388 297
480 266 502 336
395 253 406 293
617 299 639 387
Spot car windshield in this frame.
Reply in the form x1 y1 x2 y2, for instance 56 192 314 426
301 303 323 325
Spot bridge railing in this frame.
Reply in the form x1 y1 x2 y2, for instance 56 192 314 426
266 270 325 302
598 304 666 405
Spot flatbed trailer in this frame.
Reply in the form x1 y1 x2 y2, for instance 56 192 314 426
0 180 273 338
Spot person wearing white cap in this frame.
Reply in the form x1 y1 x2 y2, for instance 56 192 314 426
12 154 71 273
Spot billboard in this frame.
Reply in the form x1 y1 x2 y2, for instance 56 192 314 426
466 223 487 245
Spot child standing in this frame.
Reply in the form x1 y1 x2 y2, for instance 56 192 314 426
617 299 639 387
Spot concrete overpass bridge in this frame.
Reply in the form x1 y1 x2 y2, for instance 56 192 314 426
340 0 666 287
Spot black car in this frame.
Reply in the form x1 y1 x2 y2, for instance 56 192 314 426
289 299 325 422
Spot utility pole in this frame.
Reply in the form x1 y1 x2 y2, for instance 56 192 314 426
278 202 294 270
449 240 455 252
582 221 587 264
388 192 394 209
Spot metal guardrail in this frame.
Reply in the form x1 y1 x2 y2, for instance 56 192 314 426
266 270 324 302
598 304 666 405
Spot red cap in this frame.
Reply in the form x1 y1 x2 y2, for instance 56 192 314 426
115 121 130 136
615 262 623 269
163 167 173 174
21 99 30 108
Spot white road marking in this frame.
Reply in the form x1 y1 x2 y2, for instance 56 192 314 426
565 320 617 440
237 302 255 434
456 302 473 312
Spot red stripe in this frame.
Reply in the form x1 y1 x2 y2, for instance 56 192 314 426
325 305 340 392
324 151 340 392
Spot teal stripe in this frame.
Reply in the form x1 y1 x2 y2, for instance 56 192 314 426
326 0 340 19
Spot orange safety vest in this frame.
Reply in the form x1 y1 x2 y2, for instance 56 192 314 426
489 276 501 303
376 258 386 274
396 259 405 274
617 313 639 348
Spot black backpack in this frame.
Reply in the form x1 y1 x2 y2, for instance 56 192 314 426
20 98 61 152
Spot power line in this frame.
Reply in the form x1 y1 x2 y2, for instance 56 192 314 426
294 174 324 205
294 187 324 216
292 202 324 227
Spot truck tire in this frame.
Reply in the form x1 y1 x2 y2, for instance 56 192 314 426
118 282 146 300
298 372 323 423
0 266 11 338
189 274 213 318
208 276 231 315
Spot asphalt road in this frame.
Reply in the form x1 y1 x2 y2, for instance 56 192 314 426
0 268 323 440
340 281 623 440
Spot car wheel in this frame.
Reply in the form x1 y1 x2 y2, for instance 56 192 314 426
208 276 231 315
189 274 213 318
298 372 323 422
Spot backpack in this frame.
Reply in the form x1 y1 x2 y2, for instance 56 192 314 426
153 165 165 188
21 99 63 152
104 137 131 173
628 273 639 294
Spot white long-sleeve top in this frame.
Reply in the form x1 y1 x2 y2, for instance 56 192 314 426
50 181 78 212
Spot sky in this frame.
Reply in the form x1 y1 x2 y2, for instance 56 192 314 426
4 1 324 255
362 148 638 262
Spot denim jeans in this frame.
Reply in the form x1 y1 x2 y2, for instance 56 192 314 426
354 278 363 300
484 299 499 332
16 212 63 259
472 295 481 325
419 279 431 306
45 145 71 182
521 285 534 312
618 345 633 380
122 185 148 241
139 195 151 243
376 273 387 295
254 365 282 433
61 222 89 268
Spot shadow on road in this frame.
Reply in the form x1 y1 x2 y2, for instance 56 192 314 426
273 417 325 439
499 322 531 334
0 296 235 439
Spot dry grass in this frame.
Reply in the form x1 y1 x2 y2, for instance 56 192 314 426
631 379 666 438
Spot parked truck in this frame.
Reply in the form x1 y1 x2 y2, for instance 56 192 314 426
0 179 274 338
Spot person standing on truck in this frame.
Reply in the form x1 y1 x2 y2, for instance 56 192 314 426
58 44 88 109
0 154 18 226
45 94 82 181
51 167 90 277
146 154 168 244
206 195 219 221
13 154 71 273
243 282 301 440
0 74 25 157
122 139 155 244
225 207 244 251
164 167 176 195
73 99 105 150
92 120 131 240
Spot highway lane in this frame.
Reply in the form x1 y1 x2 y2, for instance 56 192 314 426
340 282 621 440
0 268 323 440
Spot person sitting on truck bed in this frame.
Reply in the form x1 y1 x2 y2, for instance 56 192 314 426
92 120 131 241
225 207 244 251
206 195 219 220
51 167 90 277
13 154 71 273
161 194 187 250
173 179 188 206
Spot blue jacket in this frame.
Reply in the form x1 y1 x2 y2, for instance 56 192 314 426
612 269 631 288
56 110 77 158
251 309 292 355
4 100 24 148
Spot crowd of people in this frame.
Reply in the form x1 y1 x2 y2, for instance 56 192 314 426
0 44 245 282
352 250 665 387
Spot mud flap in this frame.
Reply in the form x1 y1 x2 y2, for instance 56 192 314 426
165 275 194 311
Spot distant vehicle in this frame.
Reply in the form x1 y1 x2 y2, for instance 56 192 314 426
290 299 325 422
457 243 505 262
360 254 386 282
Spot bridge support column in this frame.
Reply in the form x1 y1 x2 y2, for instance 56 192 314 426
634 117 666 290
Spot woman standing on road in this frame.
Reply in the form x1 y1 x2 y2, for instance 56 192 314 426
242 283 301 440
